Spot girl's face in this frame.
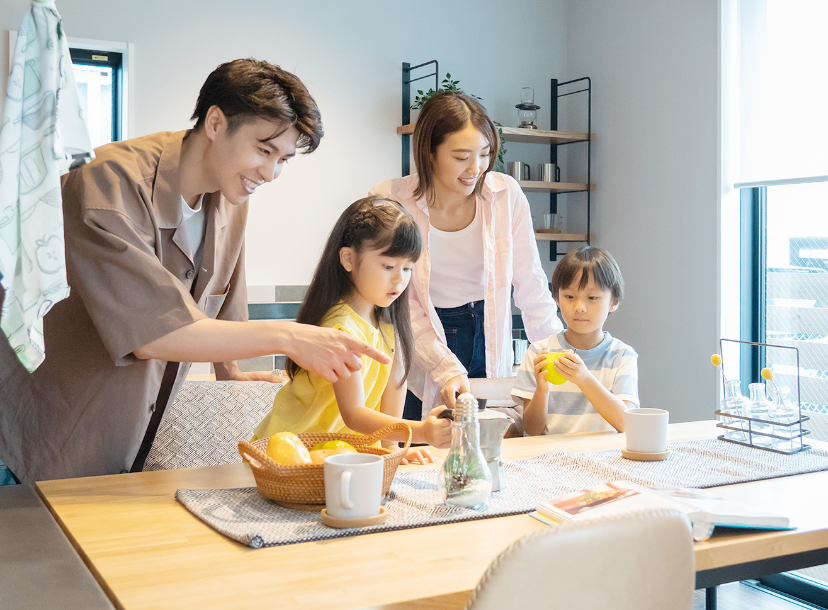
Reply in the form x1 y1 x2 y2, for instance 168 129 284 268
430 124 491 201
340 247 415 315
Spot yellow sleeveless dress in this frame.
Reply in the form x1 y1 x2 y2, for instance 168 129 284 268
252 301 394 440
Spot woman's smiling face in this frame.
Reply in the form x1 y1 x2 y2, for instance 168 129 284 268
430 124 491 200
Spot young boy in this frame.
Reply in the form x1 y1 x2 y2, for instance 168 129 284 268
512 246 639 435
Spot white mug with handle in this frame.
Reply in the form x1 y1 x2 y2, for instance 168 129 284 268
323 453 383 519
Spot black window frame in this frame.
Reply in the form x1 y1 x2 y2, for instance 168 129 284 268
739 186 766 395
68 48 123 143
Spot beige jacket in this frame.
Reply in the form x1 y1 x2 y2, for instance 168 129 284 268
0 130 248 481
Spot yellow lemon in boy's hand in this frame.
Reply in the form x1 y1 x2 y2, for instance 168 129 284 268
266 432 312 465
544 352 567 385
311 440 356 452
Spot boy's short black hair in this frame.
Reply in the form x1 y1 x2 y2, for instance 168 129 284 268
191 58 323 153
551 246 625 302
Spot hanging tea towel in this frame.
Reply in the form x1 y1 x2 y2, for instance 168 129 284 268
0 0 94 371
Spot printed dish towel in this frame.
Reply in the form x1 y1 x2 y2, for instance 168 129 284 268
0 0 94 371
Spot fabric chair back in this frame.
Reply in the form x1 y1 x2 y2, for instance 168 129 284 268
466 508 695 610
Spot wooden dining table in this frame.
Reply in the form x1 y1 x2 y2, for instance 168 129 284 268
35 420 828 610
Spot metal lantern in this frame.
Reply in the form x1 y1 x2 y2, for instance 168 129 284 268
516 87 540 129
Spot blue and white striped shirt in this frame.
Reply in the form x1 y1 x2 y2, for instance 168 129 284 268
511 331 639 435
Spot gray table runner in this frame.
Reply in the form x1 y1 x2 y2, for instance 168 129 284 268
176 438 828 548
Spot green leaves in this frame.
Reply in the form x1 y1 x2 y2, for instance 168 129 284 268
410 73 481 110
494 121 507 173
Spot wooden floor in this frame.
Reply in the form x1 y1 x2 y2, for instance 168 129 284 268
694 582 826 610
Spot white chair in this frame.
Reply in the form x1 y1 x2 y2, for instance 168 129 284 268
466 508 695 610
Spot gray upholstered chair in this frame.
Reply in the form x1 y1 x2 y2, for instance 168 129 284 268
142 380 282 471
466 508 695 610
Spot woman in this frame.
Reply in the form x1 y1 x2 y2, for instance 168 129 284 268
371 91 562 419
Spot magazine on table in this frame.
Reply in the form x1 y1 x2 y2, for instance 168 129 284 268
531 481 793 541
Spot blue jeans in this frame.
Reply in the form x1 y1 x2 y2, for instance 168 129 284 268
403 300 486 421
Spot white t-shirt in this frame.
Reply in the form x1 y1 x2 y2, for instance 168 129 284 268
180 194 205 264
428 202 485 308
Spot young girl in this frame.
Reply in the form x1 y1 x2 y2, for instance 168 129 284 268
252 196 452 461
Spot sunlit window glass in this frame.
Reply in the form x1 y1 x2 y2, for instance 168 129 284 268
72 63 114 148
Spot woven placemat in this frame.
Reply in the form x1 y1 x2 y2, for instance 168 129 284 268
176 438 828 548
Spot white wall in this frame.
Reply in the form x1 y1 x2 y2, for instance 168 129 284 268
1 0 568 286
566 0 720 422
2 0 723 422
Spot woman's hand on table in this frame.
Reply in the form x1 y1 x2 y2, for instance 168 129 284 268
400 448 437 465
441 374 470 408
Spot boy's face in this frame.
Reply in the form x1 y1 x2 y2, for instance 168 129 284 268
556 271 618 339
204 107 299 205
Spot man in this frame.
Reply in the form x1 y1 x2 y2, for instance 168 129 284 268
0 59 389 483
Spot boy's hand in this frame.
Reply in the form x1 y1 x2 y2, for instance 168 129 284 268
421 406 452 448
554 350 592 386
532 351 551 393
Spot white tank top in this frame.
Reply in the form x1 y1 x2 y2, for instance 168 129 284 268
428 202 485 308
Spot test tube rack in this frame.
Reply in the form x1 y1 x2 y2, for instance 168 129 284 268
715 339 811 455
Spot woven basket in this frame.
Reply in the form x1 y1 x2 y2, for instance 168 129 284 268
238 423 412 506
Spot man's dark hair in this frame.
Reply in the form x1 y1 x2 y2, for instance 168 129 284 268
191 58 323 153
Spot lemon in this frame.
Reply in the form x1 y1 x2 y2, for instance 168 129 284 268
266 432 312 465
544 352 567 385
711 354 722 367
761 367 773 381
309 446 358 465
311 440 356 452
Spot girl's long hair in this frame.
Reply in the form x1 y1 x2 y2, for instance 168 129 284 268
285 196 422 385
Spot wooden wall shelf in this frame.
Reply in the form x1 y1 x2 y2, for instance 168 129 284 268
519 180 596 194
396 124 595 145
534 233 596 242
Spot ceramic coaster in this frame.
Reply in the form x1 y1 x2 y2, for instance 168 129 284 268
321 506 388 529
621 448 671 462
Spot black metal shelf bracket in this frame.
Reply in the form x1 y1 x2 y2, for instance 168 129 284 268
549 77 591 261
401 61 438 176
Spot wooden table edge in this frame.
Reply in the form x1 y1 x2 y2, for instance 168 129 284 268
35 483 127 610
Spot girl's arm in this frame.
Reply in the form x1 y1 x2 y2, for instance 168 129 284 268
508 186 564 342
333 368 451 448
378 340 438 464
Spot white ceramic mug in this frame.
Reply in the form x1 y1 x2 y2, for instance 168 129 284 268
323 453 383 519
623 408 669 453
